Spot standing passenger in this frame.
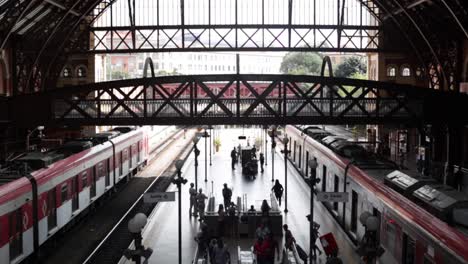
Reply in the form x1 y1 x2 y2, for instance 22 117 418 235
231 147 237 170
259 153 265 173
222 183 232 209
189 183 197 217
197 188 208 221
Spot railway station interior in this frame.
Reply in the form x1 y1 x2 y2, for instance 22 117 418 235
0 1 468 264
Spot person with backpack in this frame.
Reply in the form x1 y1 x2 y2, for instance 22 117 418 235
259 153 265 173
271 180 284 206
222 183 232 209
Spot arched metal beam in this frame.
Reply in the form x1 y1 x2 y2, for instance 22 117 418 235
26 0 83 92
41 0 117 90
0 0 39 49
320 56 334 77
439 0 468 39
143 57 155 78
389 0 447 89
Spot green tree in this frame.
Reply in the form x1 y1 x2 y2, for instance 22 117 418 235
111 70 130 80
280 52 323 75
334 56 367 78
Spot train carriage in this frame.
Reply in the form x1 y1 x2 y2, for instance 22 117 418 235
0 128 149 263
285 125 468 264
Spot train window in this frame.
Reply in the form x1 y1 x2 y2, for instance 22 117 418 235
105 159 110 187
129 146 133 168
61 183 68 202
91 167 96 198
289 137 292 156
322 165 327 191
351 191 358 233
402 233 415 264
305 151 309 177
333 175 339 211
9 208 23 260
48 190 57 231
72 176 79 212
82 172 88 187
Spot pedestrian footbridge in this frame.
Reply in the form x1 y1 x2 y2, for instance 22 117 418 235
4 74 468 127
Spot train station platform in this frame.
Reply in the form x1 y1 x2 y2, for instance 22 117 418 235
118 127 361 264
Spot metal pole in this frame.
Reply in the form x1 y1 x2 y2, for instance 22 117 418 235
209 127 212 166
205 130 208 182
265 128 268 166
284 142 288 213
135 233 142 264
178 173 182 264
310 166 315 264
195 143 198 191
271 133 275 182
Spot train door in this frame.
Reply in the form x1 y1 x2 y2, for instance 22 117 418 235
47 189 57 231
72 176 79 212
120 151 123 176
373 208 381 242
322 165 327 191
402 233 416 264
105 158 110 187
293 141 296 162
9 208 23 260
351 190 358 233
333 175 339 211
305 151 309 177
90 167 96 198
137 141 141 163
298 145 302 168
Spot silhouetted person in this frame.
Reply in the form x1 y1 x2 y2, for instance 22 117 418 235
189 182 197 217
196 188 208 220
283 224 296 250
222 183 232 209
259 153 265 173
231 147 237 170
272 180 284 206
261 199 270 216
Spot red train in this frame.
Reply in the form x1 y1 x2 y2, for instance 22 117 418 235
0 127 150 263
285 125 468 264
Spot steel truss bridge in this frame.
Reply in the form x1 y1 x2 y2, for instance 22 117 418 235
5 74 468 127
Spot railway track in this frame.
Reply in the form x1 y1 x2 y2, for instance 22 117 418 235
82 133 194 264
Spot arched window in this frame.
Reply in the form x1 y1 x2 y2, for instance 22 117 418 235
401 66 411 77
415 67 423 77
76 66 87 78
387 65 396 77
62 67 72 78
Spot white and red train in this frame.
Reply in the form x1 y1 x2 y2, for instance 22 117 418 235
0 127 150 263
285 125 468 264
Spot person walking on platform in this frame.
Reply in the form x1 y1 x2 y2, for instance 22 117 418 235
222 183 232 209
231 147 237 170
259 153 265 173
271 180 284 206
283 224 296 251
197 188 208 221
189 182 197 217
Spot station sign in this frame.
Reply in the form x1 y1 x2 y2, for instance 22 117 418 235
143 192 176 203
316 192 348 203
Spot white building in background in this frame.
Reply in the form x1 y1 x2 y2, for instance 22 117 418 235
95 52 284 82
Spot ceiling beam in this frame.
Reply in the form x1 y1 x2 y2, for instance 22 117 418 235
44 0 81 16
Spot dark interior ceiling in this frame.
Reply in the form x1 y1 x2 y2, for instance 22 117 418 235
0 0 467 93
